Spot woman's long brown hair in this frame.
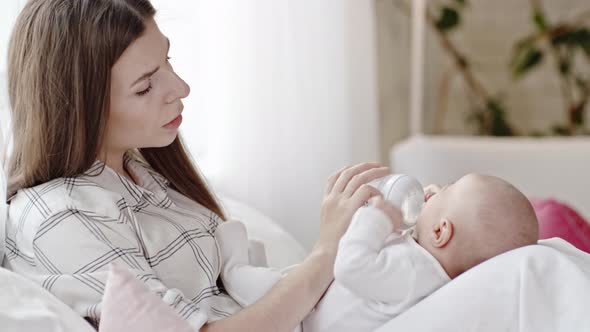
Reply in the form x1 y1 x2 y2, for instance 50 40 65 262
7 0 225 219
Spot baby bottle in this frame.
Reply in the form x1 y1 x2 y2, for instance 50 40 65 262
368 174 424 230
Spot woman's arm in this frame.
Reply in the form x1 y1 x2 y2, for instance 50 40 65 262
203 245 336 332
203 162 390 332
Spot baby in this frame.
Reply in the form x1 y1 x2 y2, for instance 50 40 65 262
215 173 539 331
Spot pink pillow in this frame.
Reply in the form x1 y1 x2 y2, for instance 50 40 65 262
530 198 590 254
99 264 195 332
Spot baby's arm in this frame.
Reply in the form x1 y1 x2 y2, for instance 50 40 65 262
334 205 413 304
215 221 283 307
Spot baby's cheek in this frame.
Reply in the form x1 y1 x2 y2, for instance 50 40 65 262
414 219 424 238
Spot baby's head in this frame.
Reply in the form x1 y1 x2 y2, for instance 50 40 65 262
415 173 538 279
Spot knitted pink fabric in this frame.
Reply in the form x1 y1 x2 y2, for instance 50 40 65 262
99 264 196 332
530 198 590 254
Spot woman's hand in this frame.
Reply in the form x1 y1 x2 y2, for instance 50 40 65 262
315 162 390 254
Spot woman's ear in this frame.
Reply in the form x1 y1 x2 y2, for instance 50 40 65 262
431 218 454 248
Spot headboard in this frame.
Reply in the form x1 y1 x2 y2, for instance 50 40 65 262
391 135 590 219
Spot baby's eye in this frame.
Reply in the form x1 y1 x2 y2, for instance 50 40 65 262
423 184 442 202
424 191 436 202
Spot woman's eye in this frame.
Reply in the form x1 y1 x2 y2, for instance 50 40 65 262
136 82 152 96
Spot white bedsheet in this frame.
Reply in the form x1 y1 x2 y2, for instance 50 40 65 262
376 238 590 332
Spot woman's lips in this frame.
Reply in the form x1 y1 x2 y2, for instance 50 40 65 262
163 114 183 129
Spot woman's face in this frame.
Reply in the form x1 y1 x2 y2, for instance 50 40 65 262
103 19 190 156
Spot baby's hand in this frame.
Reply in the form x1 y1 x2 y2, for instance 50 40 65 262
367 196 403 230
424 184 442 202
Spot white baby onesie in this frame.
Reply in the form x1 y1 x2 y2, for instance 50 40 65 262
215 206 450 332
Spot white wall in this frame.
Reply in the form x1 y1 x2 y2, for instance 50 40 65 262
376 0 590 145
425 0 590 135
0 1 27 158
0 1 380 250
152 0 380 249
0 1 27 70
375 0 412 162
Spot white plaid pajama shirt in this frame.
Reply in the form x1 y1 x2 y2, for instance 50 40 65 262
3 154 242 329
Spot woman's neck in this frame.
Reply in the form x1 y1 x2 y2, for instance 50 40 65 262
99 149 136 184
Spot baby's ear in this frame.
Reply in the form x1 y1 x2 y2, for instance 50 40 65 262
431 218 454 248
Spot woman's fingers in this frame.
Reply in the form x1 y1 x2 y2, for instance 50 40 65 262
342 166 390 198
331 162 381 194
316 162 389 252
324 165 351 195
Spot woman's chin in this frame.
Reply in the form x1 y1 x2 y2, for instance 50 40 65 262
141 134 178 149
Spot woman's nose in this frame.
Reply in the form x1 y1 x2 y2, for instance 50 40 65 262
165 70 190 103
176 73 190 99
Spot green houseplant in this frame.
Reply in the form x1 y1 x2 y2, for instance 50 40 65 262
397 0 590 136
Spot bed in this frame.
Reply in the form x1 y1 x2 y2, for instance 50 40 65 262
375 135 590 331
2 135 589 331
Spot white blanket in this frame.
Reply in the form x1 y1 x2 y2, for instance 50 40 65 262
376 238 590 332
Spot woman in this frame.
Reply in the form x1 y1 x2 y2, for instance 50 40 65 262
4 0 390 330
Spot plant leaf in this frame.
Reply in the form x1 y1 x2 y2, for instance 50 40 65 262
533 11 548 31
486 99 514 136
578 28 590 57
575 76 588 91
453 0 468 7
552 125 571 136
436 7 461 31
468 99 515 136
510 43 544 79
529 130 547 137
551 27 590 52
559 59 571 77
571 102 587 126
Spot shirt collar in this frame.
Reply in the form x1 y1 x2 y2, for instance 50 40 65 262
82 152 170 208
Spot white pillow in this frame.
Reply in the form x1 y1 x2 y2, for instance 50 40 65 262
375 238 590 332
0 267 95 332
